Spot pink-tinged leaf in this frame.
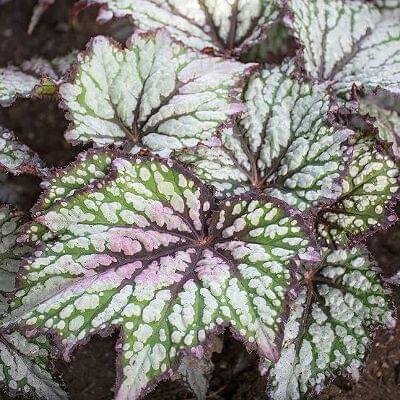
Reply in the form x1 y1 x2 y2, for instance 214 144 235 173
3 155 315 399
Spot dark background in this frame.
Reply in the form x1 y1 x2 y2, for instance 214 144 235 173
0 1 399 399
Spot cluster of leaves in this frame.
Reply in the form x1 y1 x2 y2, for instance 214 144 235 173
0 1 399 400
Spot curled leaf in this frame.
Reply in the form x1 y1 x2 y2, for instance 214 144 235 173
0 205 67 399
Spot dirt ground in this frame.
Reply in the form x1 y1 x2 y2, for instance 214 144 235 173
0 1 399 399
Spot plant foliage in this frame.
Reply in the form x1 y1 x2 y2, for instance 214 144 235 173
0 0 399 399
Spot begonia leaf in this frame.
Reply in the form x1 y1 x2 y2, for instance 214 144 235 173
3 155 315 399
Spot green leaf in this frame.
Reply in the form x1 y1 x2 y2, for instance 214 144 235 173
317 134 399 246
267 246 394 400
4 155 314 399
60 30 251 155
177 61 352 211
79 0 280 53
288 0 400 98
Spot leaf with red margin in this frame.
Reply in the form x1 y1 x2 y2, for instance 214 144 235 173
0 51 78 107
359 99 400 159
3 155 316 400
60 29 253 156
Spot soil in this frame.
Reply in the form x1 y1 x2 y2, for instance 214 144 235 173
0 1 399 400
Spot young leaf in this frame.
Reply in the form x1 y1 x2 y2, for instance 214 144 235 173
288 0 400 98
77 0 280 54
267 247 394 400
176 61 352 211
317 134 399 246
4 155 314 399
60 30 252 155
359 99 400 158
0 126 44 175
0 205 67 399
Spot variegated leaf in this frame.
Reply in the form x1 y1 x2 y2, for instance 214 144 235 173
78 0 280 53
288 0 400 98
3 155 314 399
0 205 31 314
267 247 394 400
0 332 67 399
60 30 251 155
0 205 67 399
177 61 351 211
0 126 44 175
359 99 400 158
317 134 399 246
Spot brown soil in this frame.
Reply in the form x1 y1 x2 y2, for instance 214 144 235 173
0 1 399 400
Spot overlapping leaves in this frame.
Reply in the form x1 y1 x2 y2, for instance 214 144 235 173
0 205 67 399
267 247 394 399
3 155 314 399
287 0 400 155
177 61 352 212
78 0 280 54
